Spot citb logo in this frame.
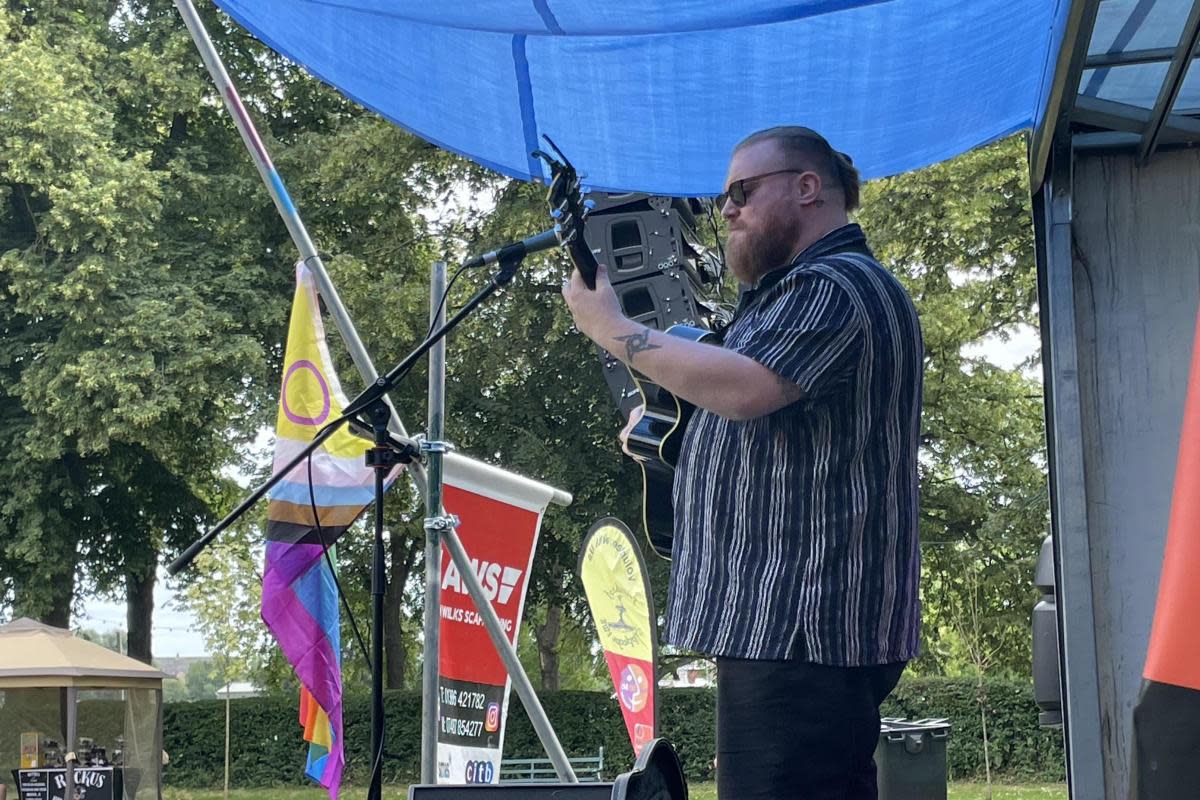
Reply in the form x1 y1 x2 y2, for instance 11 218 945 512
464 760 495 784
619 664 649 713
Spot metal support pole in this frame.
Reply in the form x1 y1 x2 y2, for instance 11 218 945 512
421 261 447 783
419 258 576 783
171 0 429 505
370 438 387 800
223 684 231 800
439 527 578 783
1034 140 1107 799
65 687 77 800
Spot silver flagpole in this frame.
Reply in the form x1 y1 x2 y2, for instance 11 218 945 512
171 0 429 503
421 263 577 783
422 262 447 782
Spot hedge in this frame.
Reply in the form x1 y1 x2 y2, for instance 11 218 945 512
162 677 1064 788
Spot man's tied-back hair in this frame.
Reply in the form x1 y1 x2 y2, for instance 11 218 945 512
735 126 861 212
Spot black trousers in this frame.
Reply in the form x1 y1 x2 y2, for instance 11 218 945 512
715 657 906 800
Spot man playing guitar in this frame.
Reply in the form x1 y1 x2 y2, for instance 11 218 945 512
562 126 923 800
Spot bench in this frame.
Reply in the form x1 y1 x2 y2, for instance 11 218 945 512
499 747 605 782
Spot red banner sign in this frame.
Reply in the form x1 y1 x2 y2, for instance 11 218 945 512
436 479 546 784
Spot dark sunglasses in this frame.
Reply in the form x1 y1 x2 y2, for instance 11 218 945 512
717 169 805 209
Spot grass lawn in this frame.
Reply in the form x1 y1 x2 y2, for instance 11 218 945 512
944 786 1068 800
164 782 1068 799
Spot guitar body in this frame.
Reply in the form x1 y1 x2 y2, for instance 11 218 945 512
623 324 718 560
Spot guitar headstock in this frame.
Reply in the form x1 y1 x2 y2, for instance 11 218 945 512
533 136 599 290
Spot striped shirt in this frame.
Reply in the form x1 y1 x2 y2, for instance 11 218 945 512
664 224 923 665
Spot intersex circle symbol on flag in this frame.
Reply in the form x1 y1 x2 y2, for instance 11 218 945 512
282 359 331 426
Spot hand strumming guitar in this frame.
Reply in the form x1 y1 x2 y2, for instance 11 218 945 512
618 403 646 457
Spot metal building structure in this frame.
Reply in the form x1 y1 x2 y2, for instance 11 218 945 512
1032 1 1200 797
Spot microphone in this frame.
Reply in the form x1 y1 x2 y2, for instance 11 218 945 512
463 227 561 270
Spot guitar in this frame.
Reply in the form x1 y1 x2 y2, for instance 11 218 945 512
534 139 714 560
533 137 599 290
622 325 718 560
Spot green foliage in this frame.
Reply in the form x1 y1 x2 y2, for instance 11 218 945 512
885 678 1064 782
176 526 278 689
516 605 610 691
858 136 1048 678
181 659 226 702
0 0 295 624
160 679 1063 788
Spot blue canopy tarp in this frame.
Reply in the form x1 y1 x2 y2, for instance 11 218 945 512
215 0 1067 194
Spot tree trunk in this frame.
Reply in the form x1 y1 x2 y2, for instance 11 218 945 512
534 603 562 692
384 533 421 689
126 562 155 663
40 561 75 629
978 676 993 798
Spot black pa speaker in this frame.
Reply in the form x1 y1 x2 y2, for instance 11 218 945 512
583 193 725 420
601 272 709 419
582 194 719 287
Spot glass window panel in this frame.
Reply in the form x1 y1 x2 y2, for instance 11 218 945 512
1170 58 1200 112
1089 0 1193 57
1080 62 1170 107
121 689 160 800
75 690 126 767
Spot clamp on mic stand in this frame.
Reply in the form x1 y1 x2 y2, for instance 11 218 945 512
167 245 535 800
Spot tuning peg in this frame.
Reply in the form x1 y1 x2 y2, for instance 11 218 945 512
583 199 596 211
550 208 563 220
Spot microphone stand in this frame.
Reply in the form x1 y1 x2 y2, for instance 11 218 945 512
168 250 526 576
168 247 532 799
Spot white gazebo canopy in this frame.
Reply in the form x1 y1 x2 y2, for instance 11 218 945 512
0 618 168 689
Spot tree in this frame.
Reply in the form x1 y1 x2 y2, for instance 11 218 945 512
75 627 125 653
0 0 334 655
517 603 608 692
186 659 226 701
856 134 1048 677
177 523 270 687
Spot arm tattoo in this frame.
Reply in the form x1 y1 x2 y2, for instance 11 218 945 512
613 330 661 364
775 371 805 403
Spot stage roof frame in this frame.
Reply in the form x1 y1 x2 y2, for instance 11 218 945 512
1033 0 1200 185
